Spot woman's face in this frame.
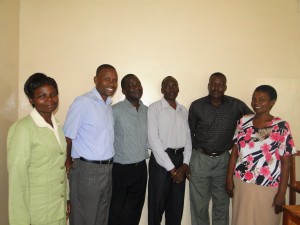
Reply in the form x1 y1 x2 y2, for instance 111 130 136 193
29 84 59 118
251 91 275 115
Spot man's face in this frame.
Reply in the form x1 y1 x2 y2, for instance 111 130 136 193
208 75 227 99
122 75 143 101
94 68 118 101
161 77 179 101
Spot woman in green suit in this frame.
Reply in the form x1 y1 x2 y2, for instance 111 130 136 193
7 73 69 225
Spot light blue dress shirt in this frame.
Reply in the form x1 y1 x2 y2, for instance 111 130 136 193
63 88 114 160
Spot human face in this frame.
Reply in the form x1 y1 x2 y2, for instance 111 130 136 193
29 84 59 119
161 77 179 102
94 68 118 101
251 91 275 115
122 76 143 102
208 75 227 100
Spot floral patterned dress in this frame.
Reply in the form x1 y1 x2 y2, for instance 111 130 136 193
233 114 296 187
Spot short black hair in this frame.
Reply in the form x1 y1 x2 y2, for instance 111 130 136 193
96 64 116 76
254 85 277 101
121 74 137 89
161 76 177 87
24 73 58 99
209 72 227 83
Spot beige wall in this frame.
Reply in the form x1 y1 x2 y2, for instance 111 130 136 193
1 0 300 224
0 0 20 224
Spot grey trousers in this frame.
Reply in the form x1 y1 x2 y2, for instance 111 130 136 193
69 159 112 225
189 149 230 225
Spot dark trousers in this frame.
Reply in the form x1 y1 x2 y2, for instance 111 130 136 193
148 152 186 225
108 160 147 225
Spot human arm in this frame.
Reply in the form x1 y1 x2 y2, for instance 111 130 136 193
185 103 198 181
226 144 239 197
148 103 175 171
272 155 291 214
7 122 31 225
188 103 197 146
65 137 73 176
63 97 86 172
174 112 193 182
65 137 72 218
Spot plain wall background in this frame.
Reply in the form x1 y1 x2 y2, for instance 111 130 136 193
0 0 19 224
1 0 300 224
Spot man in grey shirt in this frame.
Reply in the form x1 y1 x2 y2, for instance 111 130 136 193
108 74 149 225
188 72 253 225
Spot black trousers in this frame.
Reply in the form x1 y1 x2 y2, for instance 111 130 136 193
148 152 186 225
108 160 147 225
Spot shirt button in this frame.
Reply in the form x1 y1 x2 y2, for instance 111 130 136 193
60 166 64 169
61 181 64 184
60 152 64 155
61 194 64 198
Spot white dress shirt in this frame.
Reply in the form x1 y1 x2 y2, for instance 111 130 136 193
148 98 192 171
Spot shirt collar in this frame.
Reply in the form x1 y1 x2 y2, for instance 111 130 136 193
30 108 59 130
124 98 144 108
91 87 112 105
161 97 182 111
204 95 229 105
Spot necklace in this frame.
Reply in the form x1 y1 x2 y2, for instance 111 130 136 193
256 127 272 140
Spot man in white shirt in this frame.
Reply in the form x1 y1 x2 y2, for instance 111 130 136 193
147 76 192 225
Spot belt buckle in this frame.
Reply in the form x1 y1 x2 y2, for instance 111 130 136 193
210 152 219 158
174 148 180 154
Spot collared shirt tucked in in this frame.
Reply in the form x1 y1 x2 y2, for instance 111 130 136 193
188 95 253 152
112 99 149 164
63 88 114 160
148 98 192 171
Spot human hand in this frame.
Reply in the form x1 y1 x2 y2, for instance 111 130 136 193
273 192 285 214
172 164 189 183
66 200 71 220
65 157 73 179
186 166 191 181
225 175 234 197
170 167 177 180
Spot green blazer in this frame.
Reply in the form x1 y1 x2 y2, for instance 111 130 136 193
7 115 67 225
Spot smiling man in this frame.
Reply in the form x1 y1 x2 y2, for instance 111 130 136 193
63 64 118 225
148 76 192 225
108 74 149 225
188 72 253 225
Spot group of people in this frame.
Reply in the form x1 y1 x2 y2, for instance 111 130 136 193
7 64 296 225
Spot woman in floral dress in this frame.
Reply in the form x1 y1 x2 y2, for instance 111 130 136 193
226 85 296 225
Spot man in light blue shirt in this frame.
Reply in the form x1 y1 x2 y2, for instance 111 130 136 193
108 74 149 225
63 64 118 225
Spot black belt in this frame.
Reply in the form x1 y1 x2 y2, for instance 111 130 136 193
79 157 113 165
165 147 184 154
195 148 227 157
115 160 145 167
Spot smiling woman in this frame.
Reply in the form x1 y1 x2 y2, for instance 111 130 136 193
7 73 69 225
226 85 297 225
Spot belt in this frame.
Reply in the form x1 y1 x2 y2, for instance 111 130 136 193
165 147 184 154
115 160 145 167
195 148 227 157
79 157 113 165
